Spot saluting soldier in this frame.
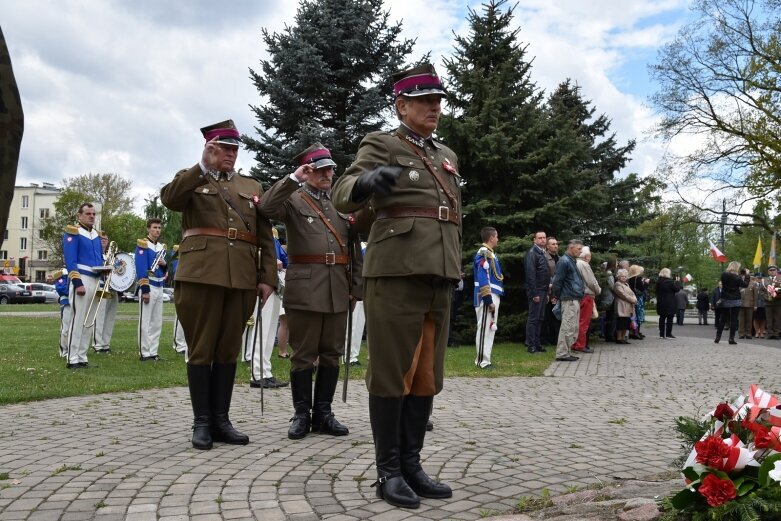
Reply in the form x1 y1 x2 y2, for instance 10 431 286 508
134 218 167 361
160 119 276 450
332 63 459 509
259 143 362 440
62 203 104 369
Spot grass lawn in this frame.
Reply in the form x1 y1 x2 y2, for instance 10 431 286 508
0 311 555 404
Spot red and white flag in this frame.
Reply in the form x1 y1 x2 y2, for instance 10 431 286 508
708 239 727 263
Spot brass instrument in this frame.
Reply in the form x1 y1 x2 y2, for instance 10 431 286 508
84 241 118 327
149 244 167 273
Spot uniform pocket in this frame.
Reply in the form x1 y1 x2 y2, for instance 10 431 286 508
181 236 207 252
368 217 415 244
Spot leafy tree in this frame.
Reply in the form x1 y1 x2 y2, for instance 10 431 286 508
244 0 415 183
438 1 639 340
63 173 134 224
143 194 182 248
103 213 147 254
648 0 781 229
36 187 90 267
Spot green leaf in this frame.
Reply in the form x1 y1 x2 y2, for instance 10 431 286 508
759 453 781 487
737 479 757 496
683 467 699 482
670 487 697 509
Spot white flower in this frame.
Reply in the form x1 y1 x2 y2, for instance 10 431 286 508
769 461 781 483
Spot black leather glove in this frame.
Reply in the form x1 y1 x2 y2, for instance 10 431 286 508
351 166 402 201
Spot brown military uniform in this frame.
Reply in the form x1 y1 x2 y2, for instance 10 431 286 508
332 124 462 397
259 176 361 370
160 164 277 365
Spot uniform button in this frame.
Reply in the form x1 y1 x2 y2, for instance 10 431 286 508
229 218 234 222
229 242 234 247
430 156 435 160
439 188 443 192
443 201 447 205
433 167 438 171
408 161 414 165
389 229 394 233
223 186 228 190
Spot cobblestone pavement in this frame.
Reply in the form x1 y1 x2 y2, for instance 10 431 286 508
1 327 780 521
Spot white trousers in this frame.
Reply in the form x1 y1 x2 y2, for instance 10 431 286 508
248 293 281 380
172 315 187 353
66 276 98 365
474 295 501 368
346 300 366 363
59 304 72 358
92 291 118 351
138 285 164 357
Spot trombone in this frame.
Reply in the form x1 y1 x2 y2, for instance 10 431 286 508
149 244 167 273
84 241 118 327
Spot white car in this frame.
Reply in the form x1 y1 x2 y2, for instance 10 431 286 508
22 283 58 303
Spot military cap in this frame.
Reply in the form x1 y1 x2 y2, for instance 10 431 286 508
392 63 447 98
769 265 778 270
200 119 241 146
294 142 337 169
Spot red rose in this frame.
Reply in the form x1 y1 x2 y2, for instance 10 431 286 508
698 473 737 507
252 194 260 207
694 435 730 469
714 403 734 421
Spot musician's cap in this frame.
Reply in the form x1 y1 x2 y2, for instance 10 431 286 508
769 265 777 271
200 119 241 146
392 63 447 98
294 142 336 169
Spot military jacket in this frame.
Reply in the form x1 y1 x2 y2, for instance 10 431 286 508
473 244 504 307
134 238 167 293
332 125 462 280
259 177 361 314
160 164 276 290
62 223 103 288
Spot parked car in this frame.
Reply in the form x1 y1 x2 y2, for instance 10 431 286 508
121 290 139 303
163 287 173 303
0 283 35 304
21 283 57 303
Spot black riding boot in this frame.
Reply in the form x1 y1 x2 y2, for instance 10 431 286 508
400 395 452 499
288 369 313 439
210 363 249 445
369 394 420 509
311 365 348 435
187 364 212 450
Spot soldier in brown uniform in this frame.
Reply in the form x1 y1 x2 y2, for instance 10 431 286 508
259 143 361 440
160 120 277 450
332 63 460 509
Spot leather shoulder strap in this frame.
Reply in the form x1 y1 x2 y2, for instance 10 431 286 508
398 136 459 210
298 192 347 253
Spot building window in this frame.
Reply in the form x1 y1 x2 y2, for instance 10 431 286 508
37 250 48 260
35 270 46 282
40 208 50 219
21 195 29 208
3 230 7 240
39 230 45 238
0 250 7 260
21 216 28 229
20 237 27 250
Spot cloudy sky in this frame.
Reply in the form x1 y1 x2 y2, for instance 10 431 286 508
2 0 693 211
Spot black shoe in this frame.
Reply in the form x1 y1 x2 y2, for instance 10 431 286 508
556 356 579 361
312 413 349 436
373 475 420 509
715 336 721 343
579 347 594 353
426 419 433 432
289 413 311 440
66 363 82 369
527 348 538 353
538 347 547 352
404 468 452 499
263 377 288 388
95 348 111 354
667 334 676 339
78 362 90 368
729 339 737 345
187 364 213 450
349 360 361 366
480 364 494 370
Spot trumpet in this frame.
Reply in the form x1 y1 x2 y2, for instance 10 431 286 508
84 241 118 327
149 244 167 273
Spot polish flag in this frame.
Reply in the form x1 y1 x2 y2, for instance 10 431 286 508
708 239 727 263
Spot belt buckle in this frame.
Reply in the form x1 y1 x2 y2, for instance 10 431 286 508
438 206 449 221
325 252 336 265
227 227 238 240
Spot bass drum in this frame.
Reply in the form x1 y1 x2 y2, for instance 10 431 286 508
109 252 136 292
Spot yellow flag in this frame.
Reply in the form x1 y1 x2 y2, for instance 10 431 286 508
753 237 763 268
770 234 778 267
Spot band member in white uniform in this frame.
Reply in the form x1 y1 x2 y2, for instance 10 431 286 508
135 218 167 361
93 234 119 354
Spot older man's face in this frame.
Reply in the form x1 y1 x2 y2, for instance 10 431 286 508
546 238 558 254
306 166 334 192
213 143 238 172
569 244 583 257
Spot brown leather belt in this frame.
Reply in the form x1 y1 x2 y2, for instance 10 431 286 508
375 206 459 225
183 227 257 244
289 254 349 265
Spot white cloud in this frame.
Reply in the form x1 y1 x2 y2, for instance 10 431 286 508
2 0 692 213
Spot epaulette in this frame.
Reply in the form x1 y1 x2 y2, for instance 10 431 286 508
238 170 256 178
99 230 106 237
477 247 494 259
173 244 180 252
137 238 149 248
63 225 79 235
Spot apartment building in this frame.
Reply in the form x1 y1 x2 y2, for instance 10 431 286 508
1 183 61 282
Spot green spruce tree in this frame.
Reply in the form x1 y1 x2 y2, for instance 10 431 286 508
244 0 414 183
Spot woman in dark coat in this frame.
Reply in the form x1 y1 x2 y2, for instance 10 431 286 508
656 268 682 339
716 261 749 344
